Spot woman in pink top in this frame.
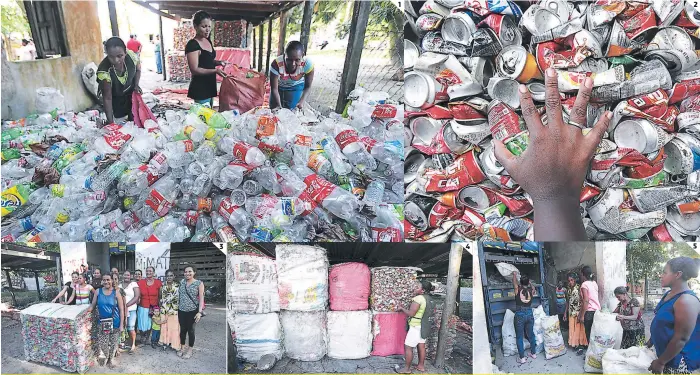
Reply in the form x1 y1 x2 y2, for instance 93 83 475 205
579 265 601 343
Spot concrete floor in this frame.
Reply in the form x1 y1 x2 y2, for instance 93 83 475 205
492 311 655 374
1 304 227 374
236 354 448 374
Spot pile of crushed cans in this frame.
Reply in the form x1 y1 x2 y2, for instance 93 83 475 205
404 0 700 241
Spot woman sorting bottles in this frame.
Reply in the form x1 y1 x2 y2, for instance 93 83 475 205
270 41 315 110
648 257 700 374
87 274 125 368
186 10 228 108
97 37 142 125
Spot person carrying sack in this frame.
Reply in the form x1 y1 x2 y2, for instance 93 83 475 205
396 280 435 374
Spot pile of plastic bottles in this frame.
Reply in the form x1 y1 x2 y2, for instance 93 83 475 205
1 89 404 242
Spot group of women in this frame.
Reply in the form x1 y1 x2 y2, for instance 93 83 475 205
97 10 314 125
52 266 206 368
513 257 699 374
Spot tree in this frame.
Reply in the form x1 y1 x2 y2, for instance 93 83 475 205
1 0 30 37
627 242 668 299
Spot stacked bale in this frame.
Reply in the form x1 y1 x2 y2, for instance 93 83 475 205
327 263 372 359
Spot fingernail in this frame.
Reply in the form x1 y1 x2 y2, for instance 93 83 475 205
605 111 613 120
584 77 593 89
546 68 556 78
519 84 528 94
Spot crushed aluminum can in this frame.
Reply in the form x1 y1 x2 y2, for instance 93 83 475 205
479 14 522 47
459 57 496 88
652 0 685 27
422 31 469 56
405 126 414 146
587 2 626 29
520 5 541 36
496 45 543 83
479 141 505 176
423 150 487 192
613 119 672 155
587 188 667 234
558 66 625 93
419 0 452 17
621 6 658 41
449 120 492 145
683 1 700 27
465 28 504 57
417 13 445 35
405 147 427 184
644 49 699 77
405 194 439 231
405 71 437 109
606 21 645 57
629 185 698 213
527 82 546 102
666 206 700 236
504 131 529 156
533 8 562 35
487 77 520 109
531 16 584 44
434 0 463 8
647 26 695 51
664 133 700 175
488 99 522 141
448 100 488 124
432 153 456 171
458 185 500 212
441 12 477 45
404 40 420 71
542 0 571 23
410 116 444 146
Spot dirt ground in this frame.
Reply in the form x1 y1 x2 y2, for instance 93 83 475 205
492 311 655 374
235 353 448 374
1 304 227 374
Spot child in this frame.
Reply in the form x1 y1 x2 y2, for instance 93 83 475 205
556 281 567 329
150 306 167 350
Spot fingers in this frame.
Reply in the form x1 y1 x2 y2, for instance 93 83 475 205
493 139 518 172
568 77 593 129
519 84 544 137
544 68 563 128
583 111 612 155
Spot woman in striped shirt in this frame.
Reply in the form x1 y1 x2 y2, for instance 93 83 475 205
269 41 315 110
74 274 95 305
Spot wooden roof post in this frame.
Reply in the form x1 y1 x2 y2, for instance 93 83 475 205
277 10 288 56
300 0 315 53
335 0 371 114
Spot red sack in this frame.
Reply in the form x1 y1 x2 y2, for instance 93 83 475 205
329 263 370 311
219 65 265 113
371 312 408 356
131 92 157 128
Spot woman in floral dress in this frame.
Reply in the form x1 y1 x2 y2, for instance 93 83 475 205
159 269 180 351
565 272 588 355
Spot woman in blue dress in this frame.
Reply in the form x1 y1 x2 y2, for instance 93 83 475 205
648 257 700 374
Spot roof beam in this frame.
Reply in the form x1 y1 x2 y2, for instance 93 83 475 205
155 1 288 12
131 0 181 21
1 249 55 261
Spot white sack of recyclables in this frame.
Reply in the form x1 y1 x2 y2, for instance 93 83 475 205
276 244 329 311
327 310 372 359
495 263 520 279
502 309 518 357
584 311 624 373
232 312 284 362
228 253 280 314
602 346 657 374
35 87 65 114
280 310 328 361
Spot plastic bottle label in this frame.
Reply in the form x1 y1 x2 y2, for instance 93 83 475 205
307 150 329 172
1 185 28 216
104 132 132 150
183 140 195 152
256 116 278 137
360 136 378 152
372 104 398 119
294 134 312 146
258 142 284 153
232 142 252 161
217 226 237 242
303 174 336 203
297 191 317 216
335 129 360 150
250 227 273 242
183 210 200 226
218 198 239 221
197 197 213 212
280 198 295 216
145 234 160 242
145 189 173 217
137 165 160 186
372 227 402 242
20 217 33 231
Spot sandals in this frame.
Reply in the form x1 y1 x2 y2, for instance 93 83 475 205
183 347 193 359
393 365 412 374
177 347 186 357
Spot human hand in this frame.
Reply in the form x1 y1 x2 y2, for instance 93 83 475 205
135 86 143 95
563 314 567 322
296 100 304 109
494 68 611 205
578 313 585 324
195 312 202 323
649 359 665 374
216 67 227 78
646 339 653 349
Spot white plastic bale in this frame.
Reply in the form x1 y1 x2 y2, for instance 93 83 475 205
502 309 518 357
276 245 329 311
602 346 656 374
35 87 65 114
228 253 280 314
533 305 546 354
20 303 94 374
280 310 328 361
584 312 624 373
232 313 284 362
327 310 372 359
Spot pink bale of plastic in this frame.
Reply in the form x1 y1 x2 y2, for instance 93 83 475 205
329 262 371 311
371 312 408 356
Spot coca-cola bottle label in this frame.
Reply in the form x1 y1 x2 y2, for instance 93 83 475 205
335 129 360 150
233 142 252 161
197 197 213 212
294 134 312 146
183 140 195 152
303 174 335 203
371 104 398 119
372 227 403 242
256 116 278 137
145 189 172 217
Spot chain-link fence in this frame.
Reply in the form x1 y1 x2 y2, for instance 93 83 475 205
306 1 404 115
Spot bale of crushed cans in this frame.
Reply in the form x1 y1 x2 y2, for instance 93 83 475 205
0 89 403 243
276 245 329 311
228 252 280 314
213 20 247 48
20 303 94 374
404 0 700 242
167 53 192 82
369 267 420 311
174 25 196 51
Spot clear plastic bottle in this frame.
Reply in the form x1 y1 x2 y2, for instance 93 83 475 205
190 215 215 242
292 165 358 221
370 204 403 242
136 176 180 224
217 137 266 167
176 194 213 212
317 135 352 175
216 163 247 190
211 211 238 242
276 163 306 197
362 180 385 206
88 161 128 192
146 217 191 242
334 122 377 170
214 194 253 241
